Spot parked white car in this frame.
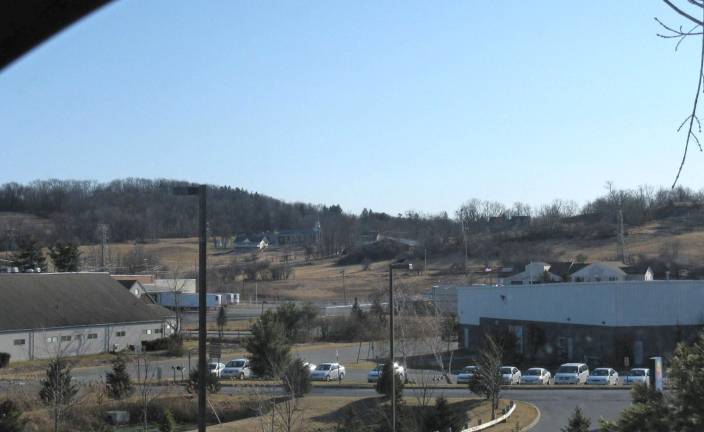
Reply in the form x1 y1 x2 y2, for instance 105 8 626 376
521 368 551 385
302 362 317 374
554 363 589 385
221 358 252 379
624 368 650 386
456 366 479 384
501 366 521 385
367 362 405 383
310 363 346 381
587 368 619 385
207 362 226 377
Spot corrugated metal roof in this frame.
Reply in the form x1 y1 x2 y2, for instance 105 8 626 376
0 273 173 332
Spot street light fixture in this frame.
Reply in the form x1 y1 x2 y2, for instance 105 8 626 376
388 260 412 432
173 185 207 432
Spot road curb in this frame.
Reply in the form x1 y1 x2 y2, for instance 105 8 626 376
520 402 541 432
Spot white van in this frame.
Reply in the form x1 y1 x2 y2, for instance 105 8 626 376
554 363 589 384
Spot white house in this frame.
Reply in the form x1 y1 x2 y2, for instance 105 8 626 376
570 262 653 282
502 262 585 284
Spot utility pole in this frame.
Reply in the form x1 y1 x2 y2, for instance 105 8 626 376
173 185 207 432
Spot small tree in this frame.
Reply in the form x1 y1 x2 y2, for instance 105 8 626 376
598 384 670 432
244 310 291 377
158 409 176 432
48 242 81 272
562 406 590 432
0 399 27 432
12 237 47 272
282 359 311 398
186 368 221 394
469 335 503 419
39 357 78 432
375 363 404 404
105 352 133 399
216 306 227 343
0 353 10 368
424 396 462 432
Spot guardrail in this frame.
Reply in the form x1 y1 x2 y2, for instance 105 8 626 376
463 401 516 432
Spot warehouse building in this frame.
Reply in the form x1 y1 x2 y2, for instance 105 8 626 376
458 280 704 367
0 273 176 362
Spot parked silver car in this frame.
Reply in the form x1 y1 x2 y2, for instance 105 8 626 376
521 368 551 385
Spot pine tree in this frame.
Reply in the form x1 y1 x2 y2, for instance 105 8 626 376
244 310 291 377
158 409 176 432
105 352 133 399
282 359 312 398
424 396 462 432
375 363 404 403
562 406 591 432
0 399 27 432
186 367 221 394
11 238 46 272
39 358 78 432
48 242 81 272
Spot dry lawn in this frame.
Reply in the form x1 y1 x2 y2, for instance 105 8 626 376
194 396 537 432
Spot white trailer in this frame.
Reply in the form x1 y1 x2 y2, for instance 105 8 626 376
150 291 222 309
222 293 240 305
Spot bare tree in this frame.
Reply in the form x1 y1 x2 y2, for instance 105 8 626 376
469 335 503 420
656 1 704 187
135 355 162 431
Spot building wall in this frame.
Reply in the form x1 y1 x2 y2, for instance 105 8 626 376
458 280 704 327
457 280 704 367
0 321 173 362
459 318 701 368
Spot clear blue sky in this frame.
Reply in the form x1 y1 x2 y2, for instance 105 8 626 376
1 1 702 215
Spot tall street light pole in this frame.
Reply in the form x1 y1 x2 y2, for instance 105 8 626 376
174 185 207 432
388 261 412 432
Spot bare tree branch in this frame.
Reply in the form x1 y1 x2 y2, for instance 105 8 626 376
663 0 704 25
671 6 704 188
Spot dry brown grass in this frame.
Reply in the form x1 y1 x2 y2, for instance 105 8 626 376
192 395 537 432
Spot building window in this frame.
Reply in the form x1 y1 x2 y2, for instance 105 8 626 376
87 333 98 339
144 329 152 335
608 277 616 281
116 331 126 337
154 328 163 334
13 339 25 346
60 336 71 342
75 334 83 341
47 336 58 343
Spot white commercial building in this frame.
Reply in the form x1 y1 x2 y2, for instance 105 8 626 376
0 273 176 362
457 280 704 366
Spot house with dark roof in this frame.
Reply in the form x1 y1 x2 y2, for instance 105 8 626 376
0 273 176 361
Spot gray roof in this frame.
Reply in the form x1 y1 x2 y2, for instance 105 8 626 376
0 273 174 332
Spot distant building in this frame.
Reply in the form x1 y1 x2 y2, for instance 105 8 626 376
457 280 704 367
570 262 654 282
141 278 197 294
115 279 148 298
501 261 653 284
502 262 587 284
0 273 175 361
233 235 269 251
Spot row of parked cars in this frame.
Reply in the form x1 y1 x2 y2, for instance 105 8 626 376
207 359 347 382
456 362 651 386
